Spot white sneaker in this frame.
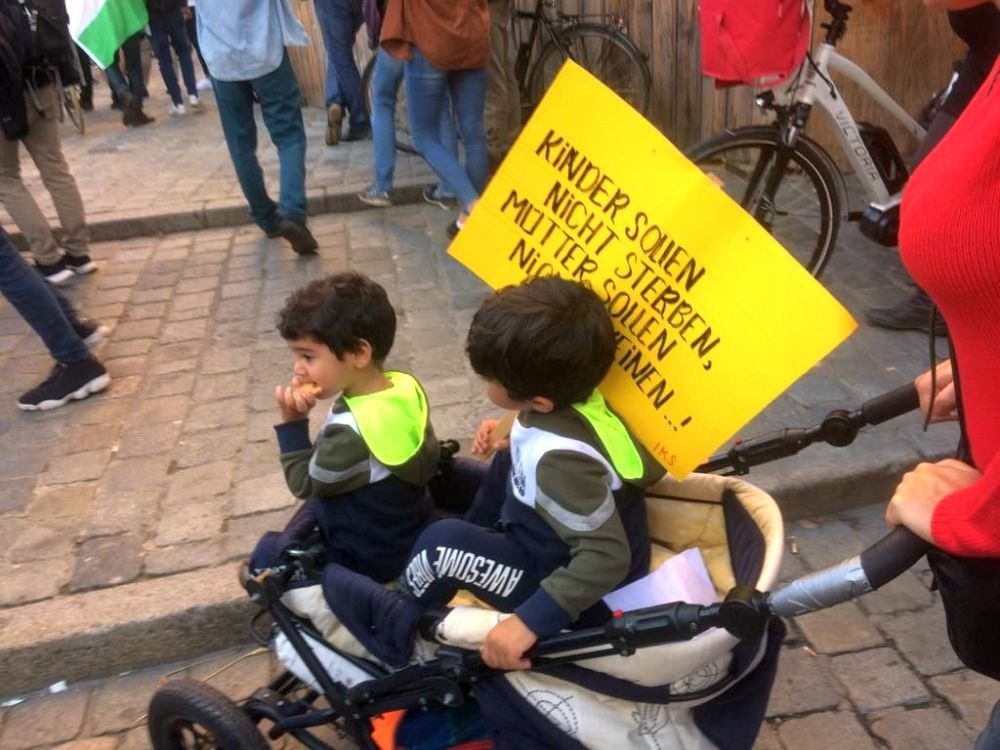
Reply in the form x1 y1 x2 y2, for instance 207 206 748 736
169 103 186 115
196 78 212 91
188 94 203 109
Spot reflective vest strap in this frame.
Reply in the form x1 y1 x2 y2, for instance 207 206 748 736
571 390 644 482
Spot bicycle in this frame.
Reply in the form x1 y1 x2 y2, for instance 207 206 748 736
361 0 652 155
686 0 927 278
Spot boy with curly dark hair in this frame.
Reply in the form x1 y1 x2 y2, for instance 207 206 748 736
270 271 440 582
400 276 664 669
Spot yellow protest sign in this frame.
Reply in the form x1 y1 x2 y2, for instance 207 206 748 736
449 61 856 477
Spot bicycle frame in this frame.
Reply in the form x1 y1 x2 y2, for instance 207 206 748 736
790 43 927 206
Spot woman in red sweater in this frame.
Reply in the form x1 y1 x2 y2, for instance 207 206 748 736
884 16 1000 743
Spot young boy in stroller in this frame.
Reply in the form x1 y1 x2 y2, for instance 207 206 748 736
166 277 786 750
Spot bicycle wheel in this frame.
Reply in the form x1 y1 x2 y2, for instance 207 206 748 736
362 56 416 155
529 24 652 116
686 126 843 277
148 679 269 750
61 84 85 135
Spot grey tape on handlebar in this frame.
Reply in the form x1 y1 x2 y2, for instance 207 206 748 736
767 557 873 618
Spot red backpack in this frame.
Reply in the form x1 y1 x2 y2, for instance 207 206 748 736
700 0 812 87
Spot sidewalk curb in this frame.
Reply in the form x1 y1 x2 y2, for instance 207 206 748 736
0 446 951 699
5 183 429 251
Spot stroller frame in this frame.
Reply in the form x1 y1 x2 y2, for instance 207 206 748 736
148 383 929 750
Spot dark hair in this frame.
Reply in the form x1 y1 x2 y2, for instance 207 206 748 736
466 277 615 407
276 272 396 362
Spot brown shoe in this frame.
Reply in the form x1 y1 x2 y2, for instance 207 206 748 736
325 103 343 146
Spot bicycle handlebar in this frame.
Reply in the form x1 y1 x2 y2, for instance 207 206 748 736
696 382 920 475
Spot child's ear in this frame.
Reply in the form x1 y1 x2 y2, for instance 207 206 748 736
352 340 374 368
528 396 555 413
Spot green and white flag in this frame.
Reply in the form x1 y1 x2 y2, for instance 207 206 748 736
67 0 147 69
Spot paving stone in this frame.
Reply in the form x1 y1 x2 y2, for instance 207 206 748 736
869 706 973 748
172 290 217 312
104 356 146 378
41 449 114 485
175 276 220 295
25 483 96 519
54 423 120 455
173 426 246 469
752 722 782 750
10 517 81 563
165 461 234 503
1 557 71 606
105 374 143 400
776 711 877 750
0 441 49 479
184 398 247 432
124 301 169 320
115 420 184 459
0 476 34 516
112 319 162 341
86 666 173 736
124 395 190 427
872 604 962 676
141 371 197 400
144 538 224 576
100 454 173 492
852 566 935 614
72 397 130 426
156 495 228 546
117 726 150 750
830 647 930 713
235 441 279 480
222 508 296 560
789 518 869 571
70 533 143 592
102 338 154 360
221 280 262 299
52 737 119 750
188 648 275 701
0 688 89 749
193 372 250 404
229 472 295 517
131 286 174 304
200 347 253 375
167 304 207 322
160 318 209 343
930 671 1000 733
766 647 844 717
85 488 159 539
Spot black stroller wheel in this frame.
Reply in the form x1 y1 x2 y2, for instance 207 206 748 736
148 679 269 750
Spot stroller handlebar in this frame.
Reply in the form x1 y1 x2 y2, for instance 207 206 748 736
697 382 920 475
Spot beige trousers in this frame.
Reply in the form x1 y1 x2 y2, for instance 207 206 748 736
486 0 523 163
0 85 89 265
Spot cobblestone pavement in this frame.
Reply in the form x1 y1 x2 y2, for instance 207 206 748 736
0 73 435 232
2 501 997 750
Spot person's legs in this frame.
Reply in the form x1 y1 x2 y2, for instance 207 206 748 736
0 234 90 364
166 12 198 98
211 76 280 231
148 16 183 106
121 33 146 106
405 49 479 212
313 0 343 110
76 44 94 110
448 68 489 197
401 518 541 611
252 53 308 224
371 48 403 191
0 102 62 268
19 86 90 262
327 0 368 135
185 7 210 79
485 0 522 163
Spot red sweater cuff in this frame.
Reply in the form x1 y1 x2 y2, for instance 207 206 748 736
931 480 1000 558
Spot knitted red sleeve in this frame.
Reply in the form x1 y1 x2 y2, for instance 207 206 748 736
932 452 1000 557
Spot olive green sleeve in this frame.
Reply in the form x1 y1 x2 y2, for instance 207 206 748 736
389 422 441 486
280 423 372 499
533 450 632 619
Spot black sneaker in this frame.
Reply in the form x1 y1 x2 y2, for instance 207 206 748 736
342 125 372 142
446 220 461 239
17 358 110 411
64 254 97 275
35 257 74 285
276 217 319 256
72 318 106 347
866 291 948 337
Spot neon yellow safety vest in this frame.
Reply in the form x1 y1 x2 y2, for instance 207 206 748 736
343 371 429 468
571 389 644 482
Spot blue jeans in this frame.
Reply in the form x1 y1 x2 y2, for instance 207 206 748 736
371 48 456 195
405 48 487 213
0 228 89 364
976 701 1000 749
313 0 367 130
148 11 198 105
105 33 145 106
211 53 307 230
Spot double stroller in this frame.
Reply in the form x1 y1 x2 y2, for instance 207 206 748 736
147 385 928 750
